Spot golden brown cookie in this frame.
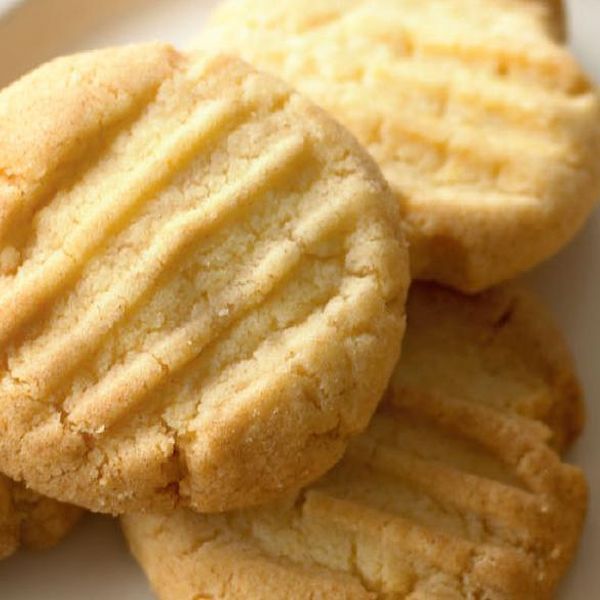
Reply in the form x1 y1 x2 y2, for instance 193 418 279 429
0 44 408 514
0 475 81 560
122 282 587 599
201 0 600 292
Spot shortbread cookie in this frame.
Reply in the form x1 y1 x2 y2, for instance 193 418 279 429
0 475 81 560
201 0 600 291
122 283 587 599
0 44 408 514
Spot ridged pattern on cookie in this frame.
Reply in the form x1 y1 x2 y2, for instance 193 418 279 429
201 0 600 291
0 44 408 513
0 476 81 560
122 283 587 599
397 283 584 453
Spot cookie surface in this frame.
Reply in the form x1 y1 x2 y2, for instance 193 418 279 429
122 282 587 599
201 0 600 292
0 475 81 560
0 44 408 513
398 282 584 454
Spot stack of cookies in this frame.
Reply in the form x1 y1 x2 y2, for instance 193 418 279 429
0 0 598 598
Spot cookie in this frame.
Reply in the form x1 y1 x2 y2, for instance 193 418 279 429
122 282 587 599
0 44 408 514
201 0 600 292
0 475 81 560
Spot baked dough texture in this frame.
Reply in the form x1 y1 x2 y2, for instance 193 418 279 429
0 475 81 560
122 282 587 599
201 0 600 292
0 44 408 514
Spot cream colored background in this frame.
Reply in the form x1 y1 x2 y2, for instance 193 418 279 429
0 0 597 597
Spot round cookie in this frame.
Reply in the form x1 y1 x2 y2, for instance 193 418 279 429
122 282 587 599
201 0 600 292
0 44 408 514
0 476 82 560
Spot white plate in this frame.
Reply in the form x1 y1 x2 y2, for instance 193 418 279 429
0 1 598 598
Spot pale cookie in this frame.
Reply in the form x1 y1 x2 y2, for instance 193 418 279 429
201 0 600 292
0 475 82 560
0 44 408 514
122 282 587 599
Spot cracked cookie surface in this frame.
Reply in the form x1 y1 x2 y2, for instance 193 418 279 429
201 0 600 292
122 282 587 599
0 44 408 514
0 475 81 560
